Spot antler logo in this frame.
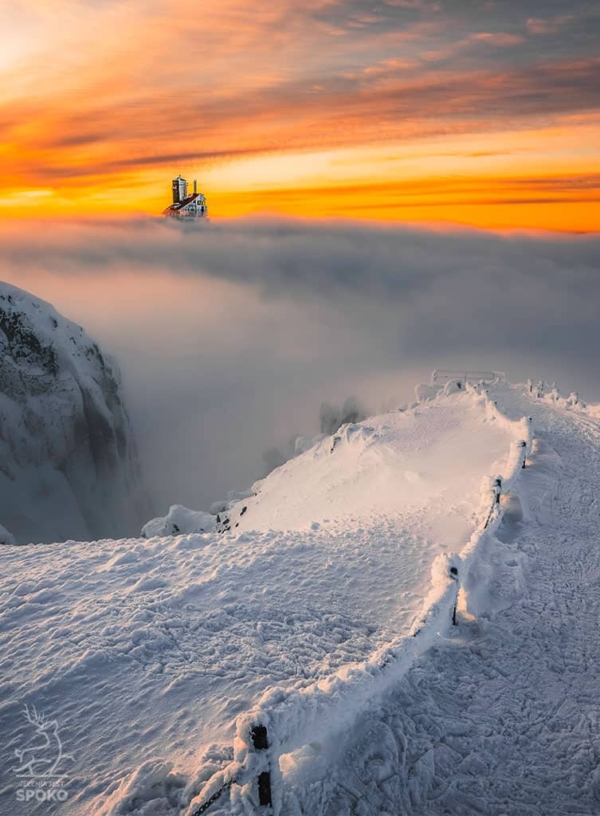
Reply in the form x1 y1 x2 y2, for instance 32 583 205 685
13 705 74 779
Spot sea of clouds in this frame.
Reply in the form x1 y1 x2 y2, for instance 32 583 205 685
1 216 598 519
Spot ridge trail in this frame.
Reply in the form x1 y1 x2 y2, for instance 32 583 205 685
301 386 600 816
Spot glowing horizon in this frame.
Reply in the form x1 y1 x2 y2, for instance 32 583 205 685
1 0 599 231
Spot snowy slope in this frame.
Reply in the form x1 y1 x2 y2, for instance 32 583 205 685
0 283 148 543
230 392 514 535
0 382 526 815
293 382 600 816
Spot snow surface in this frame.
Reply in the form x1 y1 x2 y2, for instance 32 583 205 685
288 383 600 816
0 380 531 815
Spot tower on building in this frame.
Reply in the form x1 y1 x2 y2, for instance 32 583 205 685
164 176 208 219
172 175 188 204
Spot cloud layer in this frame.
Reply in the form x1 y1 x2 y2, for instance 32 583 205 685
1 217 599 520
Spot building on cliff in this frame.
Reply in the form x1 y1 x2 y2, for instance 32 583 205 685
163 175 208 218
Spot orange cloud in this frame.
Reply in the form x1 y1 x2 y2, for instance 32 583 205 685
470 33 526 47
1 0 599 230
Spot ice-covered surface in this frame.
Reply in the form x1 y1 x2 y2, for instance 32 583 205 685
0 283 148 543
0 385 523 814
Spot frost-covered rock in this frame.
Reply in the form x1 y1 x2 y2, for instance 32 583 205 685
415 382 439 403
141 504 216 538
142 489 257 538
0 283 149 543
416 378 466 402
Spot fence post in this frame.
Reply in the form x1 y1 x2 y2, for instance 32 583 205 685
450 566 459 625
520 440 527 468
494 477 502 504
250 724 273 809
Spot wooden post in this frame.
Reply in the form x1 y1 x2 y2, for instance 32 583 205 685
250 725 273 808
450 566 459 625
494 477 502 504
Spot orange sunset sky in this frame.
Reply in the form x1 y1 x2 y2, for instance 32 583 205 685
2 0 599 231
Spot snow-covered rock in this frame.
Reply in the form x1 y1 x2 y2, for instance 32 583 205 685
0 283 149 543
0 523 15 545
142 490 256 538
141 504 216 538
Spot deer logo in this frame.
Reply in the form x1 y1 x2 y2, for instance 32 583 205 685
12 705 74 778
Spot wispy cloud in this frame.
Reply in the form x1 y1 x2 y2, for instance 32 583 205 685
1 0 599 227
470 32 526 47
526 15 574 35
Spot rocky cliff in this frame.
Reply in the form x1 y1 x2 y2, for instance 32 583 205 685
0 283 149 543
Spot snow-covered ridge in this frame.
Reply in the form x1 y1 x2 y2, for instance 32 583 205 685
137 377 534 814
3 374 590 816
223 382 533 815
0 282 149 543
294 381 598 815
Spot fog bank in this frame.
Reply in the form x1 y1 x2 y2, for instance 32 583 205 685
1 217 598 517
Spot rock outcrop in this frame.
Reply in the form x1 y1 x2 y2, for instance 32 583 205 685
0 283 149 543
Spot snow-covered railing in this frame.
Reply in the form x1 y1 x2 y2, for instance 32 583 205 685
188 388 534 816
432 369 505 386
458 404 532 607
228 571 463 814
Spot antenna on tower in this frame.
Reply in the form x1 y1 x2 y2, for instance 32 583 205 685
194 179 197 194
